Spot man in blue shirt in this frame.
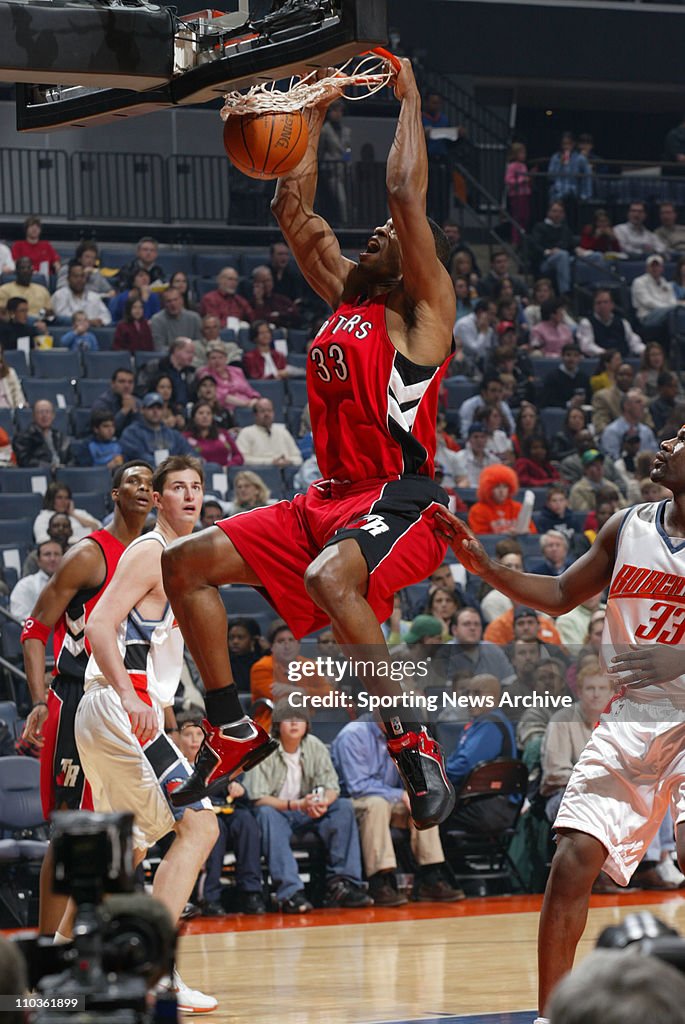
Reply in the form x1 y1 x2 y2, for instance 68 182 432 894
332 718 463 906
445 674 520 833
119 391 192 466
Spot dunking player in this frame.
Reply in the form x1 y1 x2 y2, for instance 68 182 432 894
435 427 685 1024
20 460 154 938
161 58 456 827
75 455 218 1014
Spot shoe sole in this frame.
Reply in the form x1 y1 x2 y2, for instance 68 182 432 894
170 739 279 807
177 1004 218 1014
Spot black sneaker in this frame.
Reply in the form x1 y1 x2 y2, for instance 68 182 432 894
240 891 267 915
324 878 374 908
200 900 226 917
279 891 314 914
368 873 408 907
386 726 455 830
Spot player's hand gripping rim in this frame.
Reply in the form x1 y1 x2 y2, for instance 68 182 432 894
608 642 685 690
433 508 491 576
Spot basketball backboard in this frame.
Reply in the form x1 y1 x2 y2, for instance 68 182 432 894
7 0 387 132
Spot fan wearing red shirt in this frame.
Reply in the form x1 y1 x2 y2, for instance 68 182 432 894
11 216 60 277
161 59 457 832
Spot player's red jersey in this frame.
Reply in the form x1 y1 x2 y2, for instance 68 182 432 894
52 528 125 681
307 293 452 482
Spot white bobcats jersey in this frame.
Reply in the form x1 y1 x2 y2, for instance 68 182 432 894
85 531 184 708
602 501 685 705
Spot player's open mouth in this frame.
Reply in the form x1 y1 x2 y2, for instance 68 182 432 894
361 236 381 256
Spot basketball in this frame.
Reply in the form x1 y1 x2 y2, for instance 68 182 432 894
223 111 309 180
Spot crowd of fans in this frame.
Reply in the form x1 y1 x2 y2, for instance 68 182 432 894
1 202 684 918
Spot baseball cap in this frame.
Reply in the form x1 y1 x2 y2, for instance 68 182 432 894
142 392 164 408
404 615 444 645
646 253 664 266
496 320 516 335
468 422 487 437
514 605 539 621
581 448 604 466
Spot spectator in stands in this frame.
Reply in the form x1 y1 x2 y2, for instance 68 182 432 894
530 298 574 357
452 274 476 323
555 594 605 651
61 310 99 352
152 374 186 431
0 341 25 408
244 702 371 912
452 422 499 487
243 321 304 380
449 249 481 293
193 374 233 430
550 407 588 462
169 270 197 312
55 240 114 298
655 201 685 256
541 344 590 410
485 605 562 649
228 617 265 692
0 257 52 321
673 255 685 301
0 239 14 275
512 401 546 457
0 298 37 352
75 410 124 470
534 485 578 546
11 215 60 277
199 498 224 529
9 539 62 622
613 428 646 502
476 541 523 625
195 314 242 368
199 267 254 326
109 268 162 323
119 391 192 465
184 401 243 468
453 298 497 363
92 367 141 436
52 262 112 327
150 288 201 351
524 278 562 330
531 201 576 296
481 250 529 301
425 585 461 639
614 201 666 258
236 398 302 467
515 436 560 486
600 389 657 459
504 142 532 245
248 266 301 329
22 511 71 574
475 404 514 463
576 289 644 360
113 295 154 352
468 464 535 535
631 253 685 339
175 709 266 916
635 341 674 398
650 371 680 432
117 236 165 290
577 208 620 256
143 337 197 409
591 361 636 433
589 348 620 394
196 340 260 412
569 450 624 511
269 242 302 304
13 399 72 468
547 132 592 205
331 719 463 906
529 530 573 578
460 371 515 436
225 470 275 516
443 221 481 276
446 606 514 681
33 481 101 544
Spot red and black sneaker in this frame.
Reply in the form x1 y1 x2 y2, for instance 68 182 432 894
169 718 277 808
386 727 455 830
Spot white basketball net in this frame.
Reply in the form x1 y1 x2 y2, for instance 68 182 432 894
220 51 396 119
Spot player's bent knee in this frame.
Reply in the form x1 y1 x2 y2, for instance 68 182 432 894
176 806 219 850
549 833 604 892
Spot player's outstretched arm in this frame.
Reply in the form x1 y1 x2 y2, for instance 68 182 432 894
386 59 455 363
434 508 621 616
85 542 161 744
271 82 356 309
21 541 105 747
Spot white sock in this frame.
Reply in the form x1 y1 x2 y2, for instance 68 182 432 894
53 931 71 945
533 1017 551 1024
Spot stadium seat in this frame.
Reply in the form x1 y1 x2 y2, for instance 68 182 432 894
156 251 193 278
134 350 160 370
195 278 217 299
83 351 132 378
288 353 307 371
252 380 286 418
0 468 49 494
219 329 238 344
93 328 115 351
285 406 304 437
540 408 566 436
240 253 269 277
56 466 112 493
72 491 108 519
530 357 558 380
444 379 479 410
31 350 81 379
232 408 254 429
287 379 307 407
194 253 239 277
98 248 134 271
77 379 110 407
3 351 27 375
0 519 35 547
288 329 309 354
22 379 75 407
71 407 94 438
517 534 542 560
0 494 43 520
15 408 70 434
219 586 275 617
0 410 13 437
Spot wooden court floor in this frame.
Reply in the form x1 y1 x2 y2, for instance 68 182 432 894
176 891 685 1024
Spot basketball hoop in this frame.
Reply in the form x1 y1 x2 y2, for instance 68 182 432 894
220 47 401 119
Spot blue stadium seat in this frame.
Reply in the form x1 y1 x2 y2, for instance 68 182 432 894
93 328 115 351
3 351 28 376
444 379 479 410
517 534 542 560
251 380 285 418
194 254 239 278
458 487 478 506
77 379 110 407
240 253 269 277
0 468 49 494
56 466 112 493
71 407 94 438
72 491 108 519
540 408 566 436
288 329 309 354
219 586 275 618
287 379 307 407
288 353 307 371
195 278 217 299
227 463 284 498
285 406 303 438
0 518 35 546
134 350 160 370
530 357 559 380
83 351 132 378
579 358 598 378
156 252 193 278
219 329 238 344
23 379 76 406
98 248 134 271
15 407 70 434
0 409 13 437
232 408 254 429
0 493 43 519
31 350 81 379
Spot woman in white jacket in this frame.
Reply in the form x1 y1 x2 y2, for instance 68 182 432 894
0 345 26 409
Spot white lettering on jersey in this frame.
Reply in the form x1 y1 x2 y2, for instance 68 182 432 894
60 759 81 788
358 514 390 537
